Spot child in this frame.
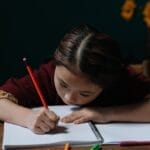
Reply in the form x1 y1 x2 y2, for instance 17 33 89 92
0 24 149 134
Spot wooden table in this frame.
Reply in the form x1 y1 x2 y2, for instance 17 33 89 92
1 123 150 150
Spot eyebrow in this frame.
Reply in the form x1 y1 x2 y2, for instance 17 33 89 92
58 78 95 94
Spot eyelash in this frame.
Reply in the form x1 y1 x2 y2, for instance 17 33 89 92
60 82 91 97
80 93 90 97
60 82 68 88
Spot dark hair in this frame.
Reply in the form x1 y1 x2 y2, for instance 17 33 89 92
54 24 124 88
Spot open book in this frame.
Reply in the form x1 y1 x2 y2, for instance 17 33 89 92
2 105 150 149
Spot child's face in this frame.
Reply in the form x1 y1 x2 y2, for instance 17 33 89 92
54 66 103 105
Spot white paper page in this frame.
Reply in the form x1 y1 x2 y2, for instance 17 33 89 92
96 123 150 144
3 105 99 149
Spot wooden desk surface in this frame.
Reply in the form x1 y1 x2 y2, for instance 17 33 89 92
1 123 150 150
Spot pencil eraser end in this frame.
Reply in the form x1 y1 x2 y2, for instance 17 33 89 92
22 57 27 62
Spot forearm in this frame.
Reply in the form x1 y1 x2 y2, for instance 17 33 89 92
109 102 150 122
0 99 32 127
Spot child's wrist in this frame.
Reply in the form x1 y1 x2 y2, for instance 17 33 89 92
106 106 128 122
96 107 115 123
103 107 116 122
20 108 33 128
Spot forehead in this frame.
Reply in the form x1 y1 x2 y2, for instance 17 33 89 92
55 66 100 90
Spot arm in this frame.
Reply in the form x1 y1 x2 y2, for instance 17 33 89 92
0 61 59 133
109 101 150 122
0 96 59 134
0 97 32 126
62 68 150 124
61 100 150 123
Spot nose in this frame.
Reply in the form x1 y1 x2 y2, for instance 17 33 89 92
64 92 77 104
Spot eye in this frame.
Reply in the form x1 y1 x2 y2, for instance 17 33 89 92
60 82 68 88
80 93 91 97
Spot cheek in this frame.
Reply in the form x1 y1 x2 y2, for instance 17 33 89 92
55 82 64 97
79 96 96 105
78 98 93 105
54 80 68 100
54 77 61 95
76 93 99 105
79 91 102 105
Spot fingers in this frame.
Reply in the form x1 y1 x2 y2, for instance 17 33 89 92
73 117 89 124
32 127 43 134
30 108 60 134
41 114 56 130
33 123 49 134
32 120 54 134
61 112 80 123
37 121 51 133
45 109 59 123
61 112 90 124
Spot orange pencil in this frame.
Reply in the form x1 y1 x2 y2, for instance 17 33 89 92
64 143 70 150
23 57 48 109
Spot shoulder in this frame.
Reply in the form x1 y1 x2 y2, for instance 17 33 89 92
38 58 56 74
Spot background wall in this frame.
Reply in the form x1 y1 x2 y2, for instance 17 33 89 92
0 0 148 84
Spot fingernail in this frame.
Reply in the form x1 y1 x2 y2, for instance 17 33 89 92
74 121 79 124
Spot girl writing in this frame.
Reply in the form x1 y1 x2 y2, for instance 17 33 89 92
0 24 149 134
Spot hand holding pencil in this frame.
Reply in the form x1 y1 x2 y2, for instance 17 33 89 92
23 57 59 134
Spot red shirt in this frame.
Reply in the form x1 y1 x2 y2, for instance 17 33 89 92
0 59 149 107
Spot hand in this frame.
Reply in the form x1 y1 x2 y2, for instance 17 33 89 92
26 108 59 134
61 107 111 124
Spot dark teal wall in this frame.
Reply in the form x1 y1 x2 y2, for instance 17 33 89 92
0 0 148 84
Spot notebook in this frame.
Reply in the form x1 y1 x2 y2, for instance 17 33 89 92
2 105 150 149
